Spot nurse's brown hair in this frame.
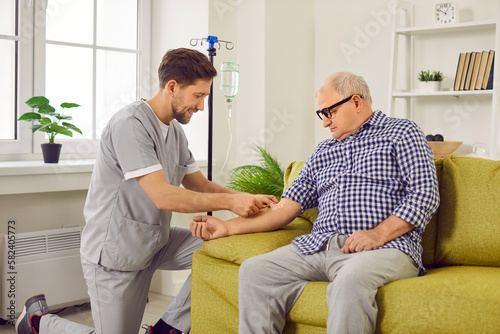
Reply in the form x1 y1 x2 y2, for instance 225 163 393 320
158 48 217 88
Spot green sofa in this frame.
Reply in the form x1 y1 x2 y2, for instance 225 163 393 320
191 155 500 333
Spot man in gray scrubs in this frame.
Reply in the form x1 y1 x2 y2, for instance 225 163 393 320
16 48 276 334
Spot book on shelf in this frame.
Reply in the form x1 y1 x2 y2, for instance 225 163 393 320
454 53 466 91
475 51 490 90
481 50 495 90
463 52 477 90
454 50 496 91
469 51 482 90
459 52 472 90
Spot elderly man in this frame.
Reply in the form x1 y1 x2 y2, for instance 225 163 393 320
190 72 440 333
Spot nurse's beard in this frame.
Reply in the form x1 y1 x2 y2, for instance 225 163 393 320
171 104 190 125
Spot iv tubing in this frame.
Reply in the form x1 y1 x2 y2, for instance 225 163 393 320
219 100 233 174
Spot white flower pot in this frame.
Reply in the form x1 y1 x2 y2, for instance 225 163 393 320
419 81 442 92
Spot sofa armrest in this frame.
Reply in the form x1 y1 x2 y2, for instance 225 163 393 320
199 217 313 265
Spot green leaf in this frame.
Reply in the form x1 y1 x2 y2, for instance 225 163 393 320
40 117 52 125
18 112 42 121
37 105 57 114
62 122 83 135
56 115 73 120
59 129 73 137
60 102 81 108
49 124 68 133
32 124 50 133
31 124 45 132
25 96 50 108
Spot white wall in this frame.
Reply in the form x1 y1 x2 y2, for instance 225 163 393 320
314 0 396 144
150 0 210 163
0 190 87 233
206 0 316 183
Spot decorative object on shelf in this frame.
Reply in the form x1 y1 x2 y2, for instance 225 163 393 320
226 146 284 198
434 2 458 25
418 70 444 92
428 141 462 158
471 143 488 158
18 96 82 163
426 133 462 158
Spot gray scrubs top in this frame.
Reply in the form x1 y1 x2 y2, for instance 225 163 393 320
81 100 195 271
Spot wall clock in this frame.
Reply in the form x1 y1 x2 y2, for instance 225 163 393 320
435 2 458 25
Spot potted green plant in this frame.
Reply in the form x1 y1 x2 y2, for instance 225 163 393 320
418 70 444 92
227 146 284 198
18 96 82 163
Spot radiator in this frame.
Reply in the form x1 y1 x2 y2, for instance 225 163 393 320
1 226 89 321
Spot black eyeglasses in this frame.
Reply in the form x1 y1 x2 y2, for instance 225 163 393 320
315 94 364 120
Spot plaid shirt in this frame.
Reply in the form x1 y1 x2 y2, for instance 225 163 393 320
283 110 439 275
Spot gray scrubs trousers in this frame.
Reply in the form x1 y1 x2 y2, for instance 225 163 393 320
238 234 419 334
39 226 202 334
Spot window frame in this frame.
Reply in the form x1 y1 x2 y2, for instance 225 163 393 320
0 0 151 161
0 0 33 158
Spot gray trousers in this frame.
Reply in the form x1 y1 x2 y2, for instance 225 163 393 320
40 226 202 334
238 234 419 334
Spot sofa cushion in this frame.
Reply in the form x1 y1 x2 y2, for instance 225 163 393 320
200 217 312 265
191 251 240 333
284 160 319 223
436 155 500 266
287 281 328 328
376 266 500 333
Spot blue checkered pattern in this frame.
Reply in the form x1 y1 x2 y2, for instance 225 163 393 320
283 110 440 275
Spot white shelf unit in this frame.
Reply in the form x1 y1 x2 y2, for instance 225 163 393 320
388 2 500 160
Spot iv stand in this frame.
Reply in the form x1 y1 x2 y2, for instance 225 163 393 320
207 41 216 185
190 36 234 183
190 35 234 215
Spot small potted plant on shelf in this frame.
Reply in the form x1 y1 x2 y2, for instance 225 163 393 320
18 96 83 163
418 70 444 92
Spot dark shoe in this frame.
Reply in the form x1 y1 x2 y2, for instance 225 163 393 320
141 324 185 334
170 330 183 334
15 294 49 334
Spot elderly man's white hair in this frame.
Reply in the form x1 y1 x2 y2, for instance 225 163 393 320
320 72 373 106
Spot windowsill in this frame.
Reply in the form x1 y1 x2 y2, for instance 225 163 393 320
0 159 95 195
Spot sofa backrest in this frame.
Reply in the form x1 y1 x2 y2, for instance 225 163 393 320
435 155 500 267
421 158 443 268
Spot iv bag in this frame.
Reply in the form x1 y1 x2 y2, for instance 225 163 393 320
220 62 239 99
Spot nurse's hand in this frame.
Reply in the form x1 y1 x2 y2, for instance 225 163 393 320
229 194 278 217
190 215 229 240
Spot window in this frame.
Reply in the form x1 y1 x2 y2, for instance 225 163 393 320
0 0 17 141
0 0 151 160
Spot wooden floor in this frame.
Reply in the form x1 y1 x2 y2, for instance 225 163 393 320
0 292 174 334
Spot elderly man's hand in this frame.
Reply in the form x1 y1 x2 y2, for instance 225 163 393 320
190 215 229 240
341 229 385 254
